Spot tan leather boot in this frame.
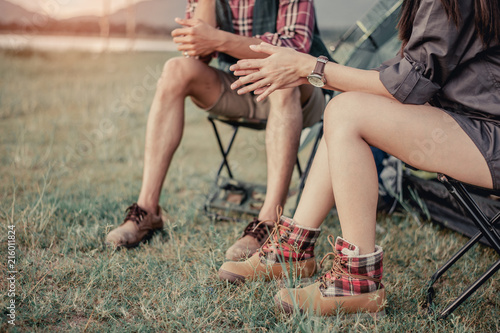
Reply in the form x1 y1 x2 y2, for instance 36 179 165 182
105 203 164 248
275 235 386 317
219 251 318 283
219 208 320 283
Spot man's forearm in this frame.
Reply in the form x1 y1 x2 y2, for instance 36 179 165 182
193 0 216 27
189 0 267 60
215 30 268 60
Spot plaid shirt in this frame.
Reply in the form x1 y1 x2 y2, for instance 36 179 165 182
185 0 315 53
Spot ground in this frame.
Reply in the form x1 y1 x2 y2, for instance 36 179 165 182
0 49 498 332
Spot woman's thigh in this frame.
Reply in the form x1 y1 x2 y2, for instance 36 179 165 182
324 92 493 189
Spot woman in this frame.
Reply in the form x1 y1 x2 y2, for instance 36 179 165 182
217 0 500 317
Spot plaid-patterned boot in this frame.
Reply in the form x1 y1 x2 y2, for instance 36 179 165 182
275 235 386 317
218 208 320 283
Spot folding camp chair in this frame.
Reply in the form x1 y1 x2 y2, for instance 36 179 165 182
425 174 500 319
203 113 324 221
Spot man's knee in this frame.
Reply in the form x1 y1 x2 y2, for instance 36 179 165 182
266 87 304 126
157 57 201 93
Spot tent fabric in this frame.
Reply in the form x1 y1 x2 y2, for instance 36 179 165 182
331 0 402 70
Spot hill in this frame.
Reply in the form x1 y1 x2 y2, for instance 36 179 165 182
0 0 374 37
109 0 185 29
0 0 34 24
0 0 185 36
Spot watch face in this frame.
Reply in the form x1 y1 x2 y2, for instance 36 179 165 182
307 74 325 87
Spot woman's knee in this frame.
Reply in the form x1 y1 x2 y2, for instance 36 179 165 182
323 92 368 139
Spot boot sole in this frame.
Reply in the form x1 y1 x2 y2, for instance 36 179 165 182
275 295 386 319
218 269 246 283
106 228 164 249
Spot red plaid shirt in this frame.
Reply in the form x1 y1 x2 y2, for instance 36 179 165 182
185 0 316 53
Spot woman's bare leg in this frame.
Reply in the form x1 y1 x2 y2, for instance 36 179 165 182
326 92 491 254
292 138 336 228
291 92 492 255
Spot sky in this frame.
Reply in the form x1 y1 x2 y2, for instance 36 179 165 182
8 0 379 27
8 0 144 18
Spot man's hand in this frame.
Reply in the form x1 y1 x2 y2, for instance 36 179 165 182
172 18 221 58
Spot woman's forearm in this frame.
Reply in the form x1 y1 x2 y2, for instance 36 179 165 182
298 56 394 99
323 63 394 99
230 43 395 101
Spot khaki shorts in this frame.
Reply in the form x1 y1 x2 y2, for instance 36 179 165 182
199 69 325 128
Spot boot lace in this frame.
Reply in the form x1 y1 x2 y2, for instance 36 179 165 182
124 203 148 225
317 235 380 288
242 218 270 243
255 206 297 258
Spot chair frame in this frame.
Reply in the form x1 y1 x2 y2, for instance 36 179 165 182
204 114 323 219
426 174 500 319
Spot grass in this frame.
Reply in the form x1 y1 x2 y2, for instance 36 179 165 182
0 48 499 332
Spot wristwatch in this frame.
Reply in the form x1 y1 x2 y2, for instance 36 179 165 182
307 56 329 87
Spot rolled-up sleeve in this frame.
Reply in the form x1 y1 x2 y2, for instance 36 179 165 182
378 0 476 104
258 0 315 54
379 54 440 104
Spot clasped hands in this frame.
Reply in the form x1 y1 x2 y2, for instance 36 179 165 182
172 17 218 59
230 43 313 102
172 18 314 102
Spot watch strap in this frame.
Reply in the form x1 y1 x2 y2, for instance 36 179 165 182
311 56 328 76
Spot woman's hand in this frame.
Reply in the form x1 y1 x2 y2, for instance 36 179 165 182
230 43 314 101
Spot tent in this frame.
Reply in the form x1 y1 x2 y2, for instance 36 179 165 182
330 0 402 69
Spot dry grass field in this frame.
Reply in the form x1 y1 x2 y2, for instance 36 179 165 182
0 49 498 332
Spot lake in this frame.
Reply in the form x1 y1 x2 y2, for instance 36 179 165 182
0 34 178 53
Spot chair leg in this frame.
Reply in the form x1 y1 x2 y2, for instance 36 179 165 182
439 174 500 253
425 174 500 319
426 228 495 317
295 156 303 179
438 260 500 319
208 117 238 180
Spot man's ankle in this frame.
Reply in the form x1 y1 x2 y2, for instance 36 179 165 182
136 200 158 215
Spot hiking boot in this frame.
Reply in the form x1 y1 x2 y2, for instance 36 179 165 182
225 218 271 261
218 207 320 283
275 235 386 317
105 203 164 249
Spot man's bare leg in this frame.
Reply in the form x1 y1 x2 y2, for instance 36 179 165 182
258 86 309 221
225 85 314 259
106 57 221 248
137 57 222 214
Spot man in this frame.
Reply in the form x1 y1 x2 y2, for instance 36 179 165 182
105 0 332 261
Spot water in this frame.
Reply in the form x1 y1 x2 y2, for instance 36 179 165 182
0 34 178 53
